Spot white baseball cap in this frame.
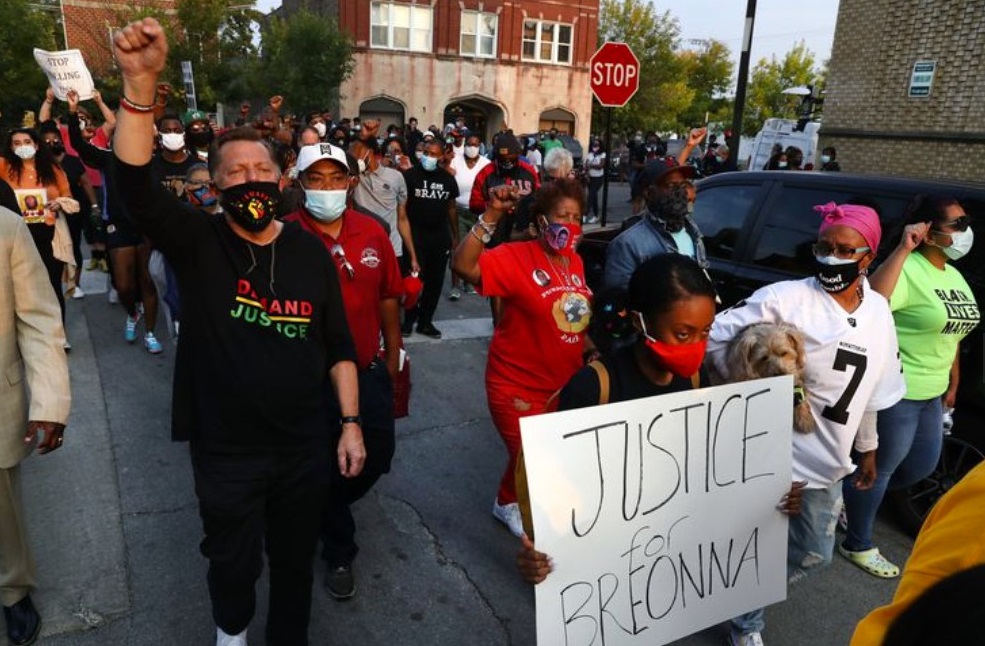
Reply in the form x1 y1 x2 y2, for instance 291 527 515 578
296 143 349 173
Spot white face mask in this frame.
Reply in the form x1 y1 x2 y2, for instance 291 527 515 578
464 145 480 159
939 227 974 261
313 122 327 138
778 161 788 169
821 155 831 164
304 189 347 223
161 133 186 152
13 145 36 160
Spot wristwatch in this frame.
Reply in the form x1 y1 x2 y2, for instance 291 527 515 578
340 415 362 427
471 224 492 244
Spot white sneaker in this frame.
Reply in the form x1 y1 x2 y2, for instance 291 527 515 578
72 286 86 299
492 499 526 537
729 629 764 646
216 627 247 646
108 287 119 304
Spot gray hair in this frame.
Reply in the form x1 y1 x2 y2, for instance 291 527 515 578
543 147 574 178
185 163 210 181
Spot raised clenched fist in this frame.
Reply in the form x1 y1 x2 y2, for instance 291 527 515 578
113 18 169 82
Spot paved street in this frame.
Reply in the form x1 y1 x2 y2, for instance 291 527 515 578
14 182 914 646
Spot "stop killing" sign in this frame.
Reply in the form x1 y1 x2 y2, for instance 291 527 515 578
590 42 641 108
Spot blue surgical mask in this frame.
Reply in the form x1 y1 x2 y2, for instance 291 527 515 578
304 189 347 223
421 156 439 172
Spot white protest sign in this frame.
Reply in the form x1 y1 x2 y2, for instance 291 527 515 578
521 376 793 646
34 48 95 101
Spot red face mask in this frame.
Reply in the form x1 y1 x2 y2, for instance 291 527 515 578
637 312 707 378
542 221 582 258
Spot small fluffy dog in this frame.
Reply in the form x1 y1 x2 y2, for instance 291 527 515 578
723 322 816 434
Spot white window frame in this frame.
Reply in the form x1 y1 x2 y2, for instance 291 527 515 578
521 19 573 65
370 1 433 53
460 10 497 59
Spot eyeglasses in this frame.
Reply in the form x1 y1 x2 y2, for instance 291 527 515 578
812 242 871 259
933 215 970 233
664 181 693 192
331 244 355 279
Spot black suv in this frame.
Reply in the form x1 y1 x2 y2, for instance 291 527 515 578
580 171 985 534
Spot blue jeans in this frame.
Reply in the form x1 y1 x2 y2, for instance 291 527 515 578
841 397 943 551
732 482 843 634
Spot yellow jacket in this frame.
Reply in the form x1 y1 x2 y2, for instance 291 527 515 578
850 461 985 645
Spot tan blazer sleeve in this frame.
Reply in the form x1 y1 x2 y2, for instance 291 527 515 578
11 215 71 424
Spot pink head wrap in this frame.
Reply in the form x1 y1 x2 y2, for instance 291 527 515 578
814 202 881 254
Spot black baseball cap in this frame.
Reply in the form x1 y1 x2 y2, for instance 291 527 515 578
634 156 695 193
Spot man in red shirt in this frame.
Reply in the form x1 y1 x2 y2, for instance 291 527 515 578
469 134 540 245
284 143 404 601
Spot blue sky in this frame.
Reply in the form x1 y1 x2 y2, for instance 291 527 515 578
254 0 841 67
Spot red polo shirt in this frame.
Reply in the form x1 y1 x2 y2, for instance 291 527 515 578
285 208 403 369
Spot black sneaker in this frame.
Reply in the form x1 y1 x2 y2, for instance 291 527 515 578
416 323 442 339
325 564 355 600
400 321 414 337
3 595 41 646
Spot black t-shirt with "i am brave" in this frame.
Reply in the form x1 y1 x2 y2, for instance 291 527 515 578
402 165 459 236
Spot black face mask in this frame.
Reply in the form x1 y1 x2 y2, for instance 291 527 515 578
48 144 66 156
815 258 861 293
220 182 281 232
497 158 516 174
647 184 690 233
187 130 213 149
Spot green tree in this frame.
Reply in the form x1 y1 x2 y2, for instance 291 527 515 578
114 0 262 112
249 9 354 115
677 39 735 130
0 0 58 130
742 41 822 135
593 0 690 136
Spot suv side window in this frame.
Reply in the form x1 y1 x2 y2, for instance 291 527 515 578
752 187 865 275
692 184 761 261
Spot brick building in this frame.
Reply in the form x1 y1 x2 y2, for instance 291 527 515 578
62 0 177 74
820 0 985 182
284 0 599 145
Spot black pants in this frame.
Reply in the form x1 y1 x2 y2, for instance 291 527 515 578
190 445 329 646
67 212 84 273
28 223 65 322
322 362 396 567
404 228 449 329
588 176 603 217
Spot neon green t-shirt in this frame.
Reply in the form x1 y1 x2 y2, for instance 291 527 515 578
541 138 564 154
890 252 980 400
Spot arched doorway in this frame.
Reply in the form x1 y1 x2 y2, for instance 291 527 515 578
443 96 507 143
359 96 406 132
538 107 576 135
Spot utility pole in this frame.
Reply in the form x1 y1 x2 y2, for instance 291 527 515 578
728 0 758 159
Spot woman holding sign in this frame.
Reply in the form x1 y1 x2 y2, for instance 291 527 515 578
451 178 595 539
1 128 72 324
707 203 906 646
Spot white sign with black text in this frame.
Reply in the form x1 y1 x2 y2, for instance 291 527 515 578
520 376 794 646
908 60 937 98
34 48 95 101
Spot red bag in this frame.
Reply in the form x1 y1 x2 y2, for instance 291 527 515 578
392 349 411 419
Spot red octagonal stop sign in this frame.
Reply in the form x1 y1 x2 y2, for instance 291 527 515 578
590 42 640 108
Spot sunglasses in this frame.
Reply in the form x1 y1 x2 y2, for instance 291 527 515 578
330 244 355 279
933 215 970 233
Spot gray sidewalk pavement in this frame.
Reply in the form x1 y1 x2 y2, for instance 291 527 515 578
12 192 915 644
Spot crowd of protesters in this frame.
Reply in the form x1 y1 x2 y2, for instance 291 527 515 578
0 16 980 646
